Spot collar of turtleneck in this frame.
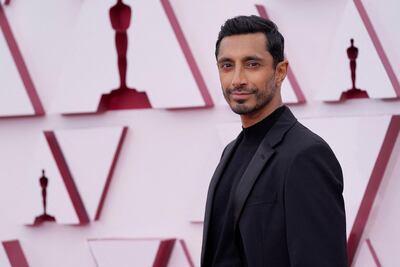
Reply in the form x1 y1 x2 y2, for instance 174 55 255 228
241 105 286 146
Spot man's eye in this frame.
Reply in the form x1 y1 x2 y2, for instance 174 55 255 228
247 61 260 68
219 63 233 69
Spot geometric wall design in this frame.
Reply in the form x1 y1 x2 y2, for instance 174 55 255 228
361 0 400 96
1 0 400 266
347 116 400 264
0 5 44 117
1 240 29 267
88 238 194 267
353 239 382 267
316 0 399 101
354 0 400 98
21 127 127 225
54 0 213 114
352 127 400 266
168 239 195 267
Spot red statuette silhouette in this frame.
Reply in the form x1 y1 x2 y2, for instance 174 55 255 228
34 170 56 224
340 38 369 100
98 0 151 111
348 38 358 90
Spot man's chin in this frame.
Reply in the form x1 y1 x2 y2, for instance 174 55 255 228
230 104 254 115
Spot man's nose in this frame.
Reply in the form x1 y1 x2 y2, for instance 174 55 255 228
231 67 247 88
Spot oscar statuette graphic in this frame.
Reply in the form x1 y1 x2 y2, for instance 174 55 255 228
34 170 56 224
340 38 368 100
98 0 151 111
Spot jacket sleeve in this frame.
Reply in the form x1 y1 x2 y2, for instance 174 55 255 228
284 141 348 267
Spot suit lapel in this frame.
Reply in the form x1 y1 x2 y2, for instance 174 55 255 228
201 134 241 263
233 107 298 229
233 144 275 229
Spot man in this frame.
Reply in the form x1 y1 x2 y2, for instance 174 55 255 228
201 15 347 267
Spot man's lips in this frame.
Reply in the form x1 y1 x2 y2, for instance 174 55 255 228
230 91 254 100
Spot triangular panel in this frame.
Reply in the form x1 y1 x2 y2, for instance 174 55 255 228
316 0 396 101
88 238 175 267
0 5 43 117
54 126 127 221
55 0 211 114
168 240 195 267
351 124 400 266
353 239 381 267
22 133 78 225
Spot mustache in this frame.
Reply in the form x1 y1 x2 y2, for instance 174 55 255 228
226 87 257 94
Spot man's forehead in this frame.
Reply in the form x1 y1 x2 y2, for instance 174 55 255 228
217 33 270 60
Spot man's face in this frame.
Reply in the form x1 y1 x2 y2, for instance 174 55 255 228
217 33 285 116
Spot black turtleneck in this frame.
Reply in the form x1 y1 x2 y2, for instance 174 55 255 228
207 106 286 267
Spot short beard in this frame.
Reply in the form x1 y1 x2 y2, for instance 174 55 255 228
224 79 276 115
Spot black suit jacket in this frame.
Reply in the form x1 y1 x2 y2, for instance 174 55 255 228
201 107 348 267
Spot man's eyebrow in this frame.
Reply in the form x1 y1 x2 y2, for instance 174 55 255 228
217 55 263 64
243 55 263 61
217 57 232 64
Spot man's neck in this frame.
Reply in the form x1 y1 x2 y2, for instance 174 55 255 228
240 100 283 128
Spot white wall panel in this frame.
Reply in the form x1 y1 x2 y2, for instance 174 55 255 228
88 238 161 267
0 243 12 267
353 133 400 266
353 240 380 267
55 126 126 221
316 0 396 100
2 0 80 113
1 0 400 266
362 0 400 91
0 27 33 116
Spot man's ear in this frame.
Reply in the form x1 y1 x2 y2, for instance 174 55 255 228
275 60 288 87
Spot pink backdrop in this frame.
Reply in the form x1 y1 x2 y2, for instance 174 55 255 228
1 0 399 266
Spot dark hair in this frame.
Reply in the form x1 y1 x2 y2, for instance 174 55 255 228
215 15 284 68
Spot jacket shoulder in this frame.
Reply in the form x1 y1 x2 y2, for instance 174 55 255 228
284 121 333 152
